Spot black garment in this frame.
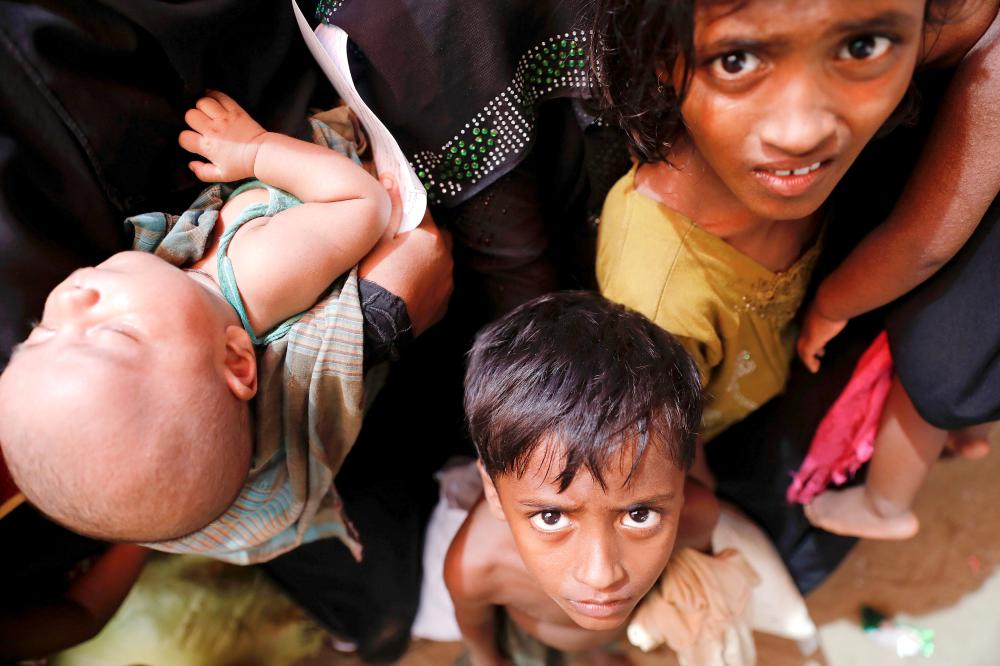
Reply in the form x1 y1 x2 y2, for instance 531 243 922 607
888 194 1000 429
317 0 629 315
359 277 414 370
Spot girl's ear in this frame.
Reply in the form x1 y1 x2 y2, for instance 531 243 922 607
477 460 507 522
223 325 257 401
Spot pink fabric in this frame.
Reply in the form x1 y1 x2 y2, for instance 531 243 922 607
787 331 893 504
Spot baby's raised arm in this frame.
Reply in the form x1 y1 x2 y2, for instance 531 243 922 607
179 91 391 333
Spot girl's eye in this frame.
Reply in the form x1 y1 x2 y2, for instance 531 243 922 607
838 35 892 61
621 507 661 530
530 510 570 532
710 51 762 80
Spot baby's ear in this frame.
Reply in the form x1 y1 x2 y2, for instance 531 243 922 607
223 325 257 401
477 460 506 522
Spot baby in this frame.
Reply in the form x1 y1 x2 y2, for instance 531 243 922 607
446 292 729 665
0 92 391 562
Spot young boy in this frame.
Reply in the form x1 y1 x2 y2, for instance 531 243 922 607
446 292 706 665
0 91 392 564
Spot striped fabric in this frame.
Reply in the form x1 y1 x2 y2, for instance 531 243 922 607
151 267 365 564
128 117 367 564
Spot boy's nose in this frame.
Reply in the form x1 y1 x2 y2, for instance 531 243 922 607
758 77 838 157
573 534 626 592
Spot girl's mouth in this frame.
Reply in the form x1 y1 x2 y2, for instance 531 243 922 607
753 160 832 197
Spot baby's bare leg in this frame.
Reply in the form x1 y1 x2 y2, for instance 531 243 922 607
806 375 945 539
945 423 995 460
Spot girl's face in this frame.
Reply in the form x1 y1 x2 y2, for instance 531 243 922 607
679 0 925 221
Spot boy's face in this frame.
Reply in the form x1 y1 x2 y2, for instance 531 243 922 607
679 0 925 221
481 439 686 631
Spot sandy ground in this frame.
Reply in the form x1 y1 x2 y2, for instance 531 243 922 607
302 430 1000 666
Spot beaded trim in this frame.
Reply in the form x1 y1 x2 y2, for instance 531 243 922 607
410 32 590 204
315 0 344 21
315 2 591 205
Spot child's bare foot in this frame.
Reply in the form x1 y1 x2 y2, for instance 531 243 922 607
585 647 632 666
944 427 992 460
804 486 919 540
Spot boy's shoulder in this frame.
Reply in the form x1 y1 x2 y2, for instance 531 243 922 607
444 496 521 605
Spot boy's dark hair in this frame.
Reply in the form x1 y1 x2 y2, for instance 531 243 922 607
465 291 702 490
590 0 966 163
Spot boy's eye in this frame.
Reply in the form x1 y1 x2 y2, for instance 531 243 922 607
530 510 570 532
621 507 661 530
710 51 762 80
837 35 892 61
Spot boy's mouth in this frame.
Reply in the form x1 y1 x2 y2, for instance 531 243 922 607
566 596 633 619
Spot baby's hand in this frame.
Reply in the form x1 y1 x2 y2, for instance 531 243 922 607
797 302 848 373
178 91 267 182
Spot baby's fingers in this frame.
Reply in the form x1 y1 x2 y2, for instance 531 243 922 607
797 338 822 373
184 107 212 133
178 129 206 156
380 174 403 238
195 95 226 119
206 90 241 113
188 160 223 182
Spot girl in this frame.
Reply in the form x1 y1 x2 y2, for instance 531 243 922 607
592 0 997 492
795 5 999 539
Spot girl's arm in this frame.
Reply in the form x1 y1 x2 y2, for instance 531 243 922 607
799 9 1000 372
180 91 391 333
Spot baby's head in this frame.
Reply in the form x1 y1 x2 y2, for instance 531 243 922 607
0 251 257 541
592 0 933 220
465 292 703 630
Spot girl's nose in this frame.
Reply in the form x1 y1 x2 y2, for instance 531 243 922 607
758 78 838 157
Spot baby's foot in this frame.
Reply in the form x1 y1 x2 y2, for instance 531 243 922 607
804 486 919 540
944 427 992 460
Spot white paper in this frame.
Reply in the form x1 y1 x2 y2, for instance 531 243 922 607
292 0 426 232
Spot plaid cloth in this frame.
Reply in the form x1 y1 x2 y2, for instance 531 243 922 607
126 118 366 564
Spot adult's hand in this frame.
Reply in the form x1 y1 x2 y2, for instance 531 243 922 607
359 204 454 337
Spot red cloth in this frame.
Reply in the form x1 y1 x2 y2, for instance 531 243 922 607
787 331 893 504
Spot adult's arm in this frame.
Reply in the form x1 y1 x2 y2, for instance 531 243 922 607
359 210 454 341
808 6 1000 324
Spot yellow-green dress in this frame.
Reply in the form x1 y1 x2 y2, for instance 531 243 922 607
597 165 821 442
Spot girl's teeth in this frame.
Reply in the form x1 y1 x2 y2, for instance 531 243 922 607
772 162 822 177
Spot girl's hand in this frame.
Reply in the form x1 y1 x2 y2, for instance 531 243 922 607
797 303 848 373
178 90 267 182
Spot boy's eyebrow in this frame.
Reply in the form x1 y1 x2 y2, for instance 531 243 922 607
618 492 676 510
516 491 677 512
518 498 583 511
